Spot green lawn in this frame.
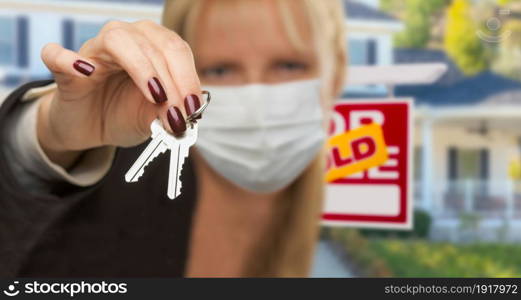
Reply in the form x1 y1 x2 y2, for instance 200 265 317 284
368 239 521 277
327 228 521 277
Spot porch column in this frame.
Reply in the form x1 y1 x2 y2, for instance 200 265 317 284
506 180 514 220
421 117 434 213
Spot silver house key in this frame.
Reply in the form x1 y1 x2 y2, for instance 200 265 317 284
125 91 211 199
124 119 169 184
166 123 198 199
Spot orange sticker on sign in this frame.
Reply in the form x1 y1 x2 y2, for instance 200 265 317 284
325 123 388 182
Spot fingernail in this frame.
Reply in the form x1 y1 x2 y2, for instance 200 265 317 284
184 94 201 117
167 106 186 135
73 60 95 76
148 77 167 103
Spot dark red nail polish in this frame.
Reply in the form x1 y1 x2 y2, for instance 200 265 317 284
167 106 186 135
184 94 201 117
148 77 167 103
73 60 95 76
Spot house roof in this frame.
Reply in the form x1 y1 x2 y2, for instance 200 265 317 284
394 48 464 86
344 0 398 22
396 71 521 107
394 48 521 107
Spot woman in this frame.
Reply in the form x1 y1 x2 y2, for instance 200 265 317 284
0 0 346 277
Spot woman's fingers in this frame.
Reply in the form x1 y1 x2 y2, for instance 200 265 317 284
85 22 167 106
164 39 202 116
78 20 201 136
134 21 202 133
41 43 96 91
128 26 187 135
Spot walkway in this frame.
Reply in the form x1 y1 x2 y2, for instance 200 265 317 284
311 240 354 278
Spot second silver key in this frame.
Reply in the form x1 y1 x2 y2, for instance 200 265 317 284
164 123 198 199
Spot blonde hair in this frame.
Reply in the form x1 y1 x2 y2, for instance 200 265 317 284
162 0 347 104
161 0 347 277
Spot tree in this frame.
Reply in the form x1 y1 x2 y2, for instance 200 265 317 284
382 0 450 48
491 0 521 80
493 19 521 80
444 0 489 75
394 0 431 48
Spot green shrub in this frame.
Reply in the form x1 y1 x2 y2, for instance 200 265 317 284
325 214 521 277
369 240 521 277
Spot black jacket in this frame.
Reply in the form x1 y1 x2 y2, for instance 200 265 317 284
0 80 197 277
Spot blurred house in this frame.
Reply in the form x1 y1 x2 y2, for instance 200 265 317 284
395 48 521 242
343 0 403 95
0 0 402 94
0 0 163 96
335 1 521 242
342 2 521 242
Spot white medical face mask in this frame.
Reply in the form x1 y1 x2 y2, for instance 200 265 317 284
197 79 325 193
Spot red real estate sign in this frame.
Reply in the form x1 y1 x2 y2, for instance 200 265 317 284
322 99 413 229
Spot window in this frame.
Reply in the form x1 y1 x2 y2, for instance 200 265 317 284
0 16 29 68
348 38 377 66
63 20 103 51
447 147 489 180
0 17 16 66
458 149 481 180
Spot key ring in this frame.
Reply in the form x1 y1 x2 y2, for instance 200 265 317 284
186 90 211 128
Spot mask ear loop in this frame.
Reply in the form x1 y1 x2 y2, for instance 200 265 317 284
186 90 211 128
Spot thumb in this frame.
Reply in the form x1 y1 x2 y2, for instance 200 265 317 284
41 43 96 92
